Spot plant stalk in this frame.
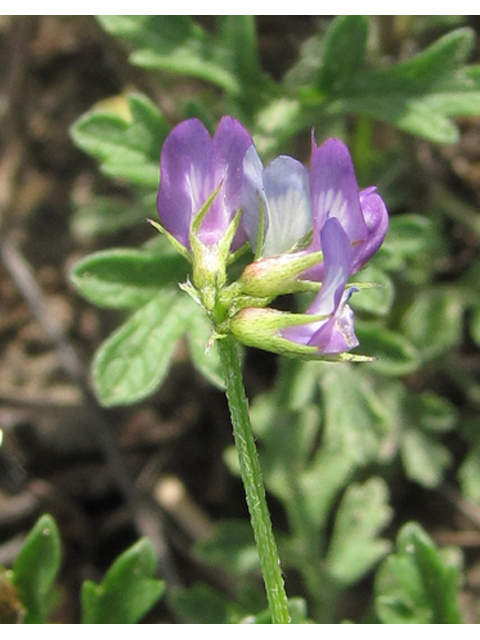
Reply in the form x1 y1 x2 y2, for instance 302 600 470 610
218 335 290 624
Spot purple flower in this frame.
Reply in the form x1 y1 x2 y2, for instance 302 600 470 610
241 137 388 277
157 116 253 251
238 136 388 356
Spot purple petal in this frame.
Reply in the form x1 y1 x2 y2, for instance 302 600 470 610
310 138 367 256
352 187 389 272
157 119 213 248
157 117 252 250
282 217 358 353
307 290 359 353
309 217 352 317
205 116 253 249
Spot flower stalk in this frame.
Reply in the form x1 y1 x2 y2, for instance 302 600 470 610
155 116 390 623
218 334 290 624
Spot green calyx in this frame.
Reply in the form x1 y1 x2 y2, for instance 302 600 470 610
238 249 325 299
228 306 373 362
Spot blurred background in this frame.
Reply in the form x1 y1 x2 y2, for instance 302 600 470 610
1 16 480 623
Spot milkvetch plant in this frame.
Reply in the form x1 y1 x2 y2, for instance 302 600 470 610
153 115 388 622
64 15 480 624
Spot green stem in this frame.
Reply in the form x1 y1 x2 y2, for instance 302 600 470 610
218 335 290 624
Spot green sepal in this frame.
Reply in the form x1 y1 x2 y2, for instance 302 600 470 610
179 277 203 307
238 249 324 298
189 186 222 243
147 218 191 262
189 186 229 311
189 192 247 316
229 307 373 361
254 195 266 261
227 240 250 266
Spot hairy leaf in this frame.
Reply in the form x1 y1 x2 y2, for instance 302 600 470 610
93 290 189 406
12 515 61 624
82 538 165 624
375 522 462 624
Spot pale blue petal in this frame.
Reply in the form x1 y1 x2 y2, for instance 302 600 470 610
262 156 312 257
241 145 266 252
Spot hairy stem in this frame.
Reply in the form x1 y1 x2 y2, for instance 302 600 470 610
218 335 290 624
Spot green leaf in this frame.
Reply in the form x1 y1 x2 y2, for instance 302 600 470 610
459 445 480 503
376 214 437 275
470 306 480 346
296 367 390 528
323 28 480 143
169 584 236 624
300 448 354 531
247 364 321 502
71 92 168 188
401 428 452 488
93 290 190 406
217 16 264 92
405 391 457 434
286 598 311 624
81 538 165 624
317 16 369 93
253 98 305 156
251 360 320 466
195 520 258 576
71 247 188 309
238 598 311 624
350 266 395 316
71 197 152 239
170 585 309 624
401 287 463 361
327 478 392 586
12 514 61 624
97 16 239 93
319 366 390 466
128 92 171 153
375 522 462 624
354 323 420 376
377 384 455 489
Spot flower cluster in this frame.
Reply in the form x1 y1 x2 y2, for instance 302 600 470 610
156 117 388 360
